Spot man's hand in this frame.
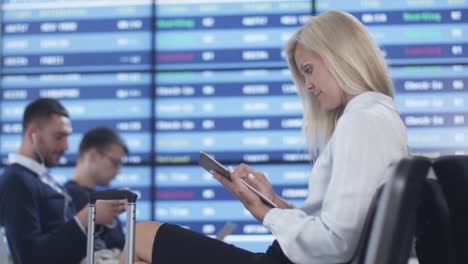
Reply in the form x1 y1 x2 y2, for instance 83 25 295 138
76 199 127 229
95 199 127 224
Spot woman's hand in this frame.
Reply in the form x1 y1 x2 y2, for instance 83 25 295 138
211 163 276 222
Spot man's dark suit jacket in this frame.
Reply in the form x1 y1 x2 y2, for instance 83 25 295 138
0 163 86 264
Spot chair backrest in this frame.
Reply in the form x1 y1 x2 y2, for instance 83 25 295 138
432 155 468 263
349 186 384 264
414 176 454 264
0 226 13 264
364 156 431 264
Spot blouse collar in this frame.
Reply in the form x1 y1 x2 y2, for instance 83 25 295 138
344 91 397 114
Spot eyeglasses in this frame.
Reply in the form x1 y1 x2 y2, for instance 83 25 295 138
100 151 123 168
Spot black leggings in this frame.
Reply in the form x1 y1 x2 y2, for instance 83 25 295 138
152 223 293 264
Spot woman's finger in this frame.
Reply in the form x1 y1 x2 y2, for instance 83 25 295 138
211 170 229 184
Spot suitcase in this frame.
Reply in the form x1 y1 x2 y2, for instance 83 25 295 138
85 189 138 264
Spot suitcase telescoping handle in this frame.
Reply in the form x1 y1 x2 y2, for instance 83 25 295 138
86 189 138 264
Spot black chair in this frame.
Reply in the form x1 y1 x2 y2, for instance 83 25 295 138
348 186 383 264
363 156 432 264
431 155 468 263
0 226 13 264
415 177 454 264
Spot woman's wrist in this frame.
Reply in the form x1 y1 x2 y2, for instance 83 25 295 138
272 194 292 209
251 202 272 222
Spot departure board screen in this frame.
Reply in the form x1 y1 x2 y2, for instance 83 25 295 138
0 72 152 164
155 0 312 70
155 69 307 164
154 162 310 251
1 0 152 73
394 65 468 156
317 0 468 65
1 0 467 253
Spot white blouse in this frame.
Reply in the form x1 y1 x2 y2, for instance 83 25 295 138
263 91 409 264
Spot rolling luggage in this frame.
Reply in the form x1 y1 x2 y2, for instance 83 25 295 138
86 189 138 264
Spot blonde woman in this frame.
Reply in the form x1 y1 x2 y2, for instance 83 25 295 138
121 10 408 264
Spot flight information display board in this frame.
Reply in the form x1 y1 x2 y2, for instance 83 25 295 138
0 72 152 164
154 162 310 251
394 65 468 156
155 69 307 164
1 0 467 253
155 0 312 70
317 0 468 65
1 0 152 73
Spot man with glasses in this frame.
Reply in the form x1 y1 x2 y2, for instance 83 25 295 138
65 127 129 254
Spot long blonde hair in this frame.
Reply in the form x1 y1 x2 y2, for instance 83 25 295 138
285 10 394 157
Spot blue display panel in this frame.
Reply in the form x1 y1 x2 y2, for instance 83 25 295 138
154 69 308 164
317 0 468 65
1 0 152 73
393 65 468 156
154 163 310 250
0 72 152 164
155 0 312 70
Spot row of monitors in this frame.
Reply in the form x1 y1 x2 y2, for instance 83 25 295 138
1 66 467 165
2 0 467 72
